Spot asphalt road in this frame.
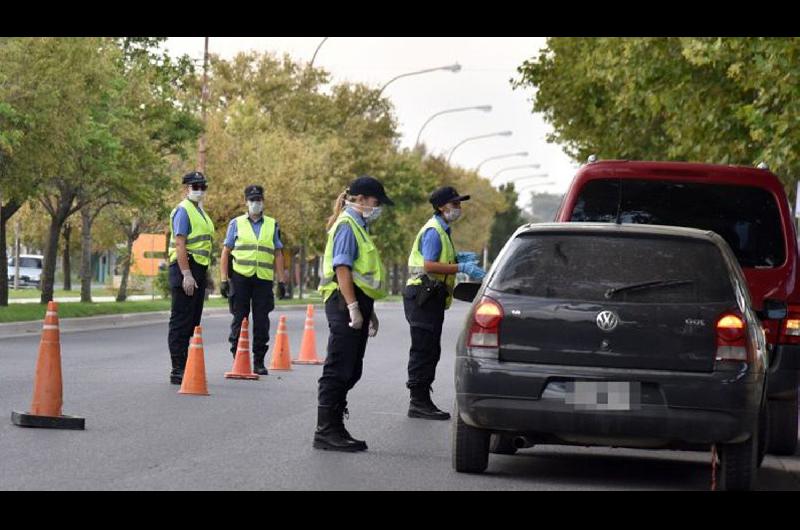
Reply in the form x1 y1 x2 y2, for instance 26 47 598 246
1 301 799 490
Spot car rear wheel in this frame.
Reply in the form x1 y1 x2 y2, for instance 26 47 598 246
718 431 758 491
767 392 798 456
452 401 490 473
489 434 518 455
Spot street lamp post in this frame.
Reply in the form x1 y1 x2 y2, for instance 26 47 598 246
491 164 542 184
378 63 462 97
447 131 513 165
500 173 549 187
310 37 328 68
415 105 492 148
475 151 529 174
197 37 210 173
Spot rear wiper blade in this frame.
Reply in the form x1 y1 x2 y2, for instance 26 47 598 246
604 279 694 299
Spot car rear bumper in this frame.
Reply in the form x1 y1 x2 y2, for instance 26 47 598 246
456 357 763 446
767 344 800 399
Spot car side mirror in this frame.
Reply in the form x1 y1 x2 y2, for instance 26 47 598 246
453 282 481 303
758 299 788 321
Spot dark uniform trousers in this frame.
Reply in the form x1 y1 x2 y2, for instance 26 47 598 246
317 286 374 408
403 284 448 390
228 270 275 362
168 257 208 371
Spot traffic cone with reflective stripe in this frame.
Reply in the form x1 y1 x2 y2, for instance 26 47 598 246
268 315 292 371
179 326 210 395
294 305 323 365
225 318 259 380
12 301 85 430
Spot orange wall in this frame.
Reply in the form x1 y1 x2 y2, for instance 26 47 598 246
131 234 167 277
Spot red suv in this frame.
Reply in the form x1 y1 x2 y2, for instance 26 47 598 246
556 159 799 455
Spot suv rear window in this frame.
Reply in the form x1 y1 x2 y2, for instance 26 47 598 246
569 179 785 268
10 257 42 268
490 233 735 303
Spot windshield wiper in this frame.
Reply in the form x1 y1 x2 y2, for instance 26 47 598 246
604 279 694 299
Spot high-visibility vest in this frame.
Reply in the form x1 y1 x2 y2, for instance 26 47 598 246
407 216 456 309
169 199 215 267
231 214 276 281
319 212 387 302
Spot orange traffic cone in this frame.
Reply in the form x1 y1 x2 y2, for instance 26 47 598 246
12 301 85 430
268 315 292 371
179 326 210 395
294 305 323 365
225 318 259 380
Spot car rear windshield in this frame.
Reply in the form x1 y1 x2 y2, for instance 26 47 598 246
490 233 735 303
569 179 785 268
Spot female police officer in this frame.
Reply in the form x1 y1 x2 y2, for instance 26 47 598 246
404 186 486 419
314 176 392 452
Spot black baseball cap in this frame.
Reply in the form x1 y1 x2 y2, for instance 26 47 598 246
348 175 394 206
429 186 470 208
182 171 207 185
244 184 264 200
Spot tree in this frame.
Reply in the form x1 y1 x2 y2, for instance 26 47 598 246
487 183 524 261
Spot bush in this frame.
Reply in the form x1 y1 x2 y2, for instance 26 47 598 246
154 268 171 299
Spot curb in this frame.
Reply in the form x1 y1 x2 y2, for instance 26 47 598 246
0 300 400 340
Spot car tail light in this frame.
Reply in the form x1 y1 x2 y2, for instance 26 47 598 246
467 296 503 358
716 312 750 362
778 304 800 345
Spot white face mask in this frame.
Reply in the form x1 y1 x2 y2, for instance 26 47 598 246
188 189 205 202
247 201 264 215
444 207 462 223
346 201 382 223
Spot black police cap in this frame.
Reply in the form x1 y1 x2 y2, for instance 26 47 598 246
347 175 394 206
244 185 264 200
429 186 471 208
182 171 207 185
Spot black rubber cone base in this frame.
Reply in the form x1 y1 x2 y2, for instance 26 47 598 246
11 411 85 430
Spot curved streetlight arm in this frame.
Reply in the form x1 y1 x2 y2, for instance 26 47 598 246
415 105 492 147
378 63 461 97
475 152 529 174
490 164 542 183
310 37 328 68
448 131 512 164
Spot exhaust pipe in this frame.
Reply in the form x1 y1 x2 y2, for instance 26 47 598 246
513 436 533 449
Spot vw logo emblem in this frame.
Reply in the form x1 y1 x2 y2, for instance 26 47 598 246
596 310 619 332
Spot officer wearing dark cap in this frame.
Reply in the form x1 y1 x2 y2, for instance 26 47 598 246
167 171 215 384
219 185 287 375
404 186 486 419
313 175 393 452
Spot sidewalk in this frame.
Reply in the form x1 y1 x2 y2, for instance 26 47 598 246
9 294 164 304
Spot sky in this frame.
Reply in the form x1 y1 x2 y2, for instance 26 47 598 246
164 37 581 205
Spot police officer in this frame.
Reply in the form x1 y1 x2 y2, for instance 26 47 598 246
219 185 287 375
314 176 392 452
167 171 215 384
404 186 486 419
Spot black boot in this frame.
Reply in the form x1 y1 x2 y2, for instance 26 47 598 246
336 403 368 450
408 386 451 420
169 355 185 385
253 353 269 375
313 406 367 452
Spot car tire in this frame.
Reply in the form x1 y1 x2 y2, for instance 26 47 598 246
452 401 490 473
489 434 518 455
718 431 758 491
767 393 799 456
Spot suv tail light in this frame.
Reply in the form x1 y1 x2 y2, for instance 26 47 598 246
467 296 503 358
716 313 750 362
778 304 800 345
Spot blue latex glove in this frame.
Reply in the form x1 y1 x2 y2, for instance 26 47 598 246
456 251 479 264
458 260 486 281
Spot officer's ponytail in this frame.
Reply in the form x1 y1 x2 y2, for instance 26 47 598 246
326 189 350 230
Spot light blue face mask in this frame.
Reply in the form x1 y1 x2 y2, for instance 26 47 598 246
365 206 382 223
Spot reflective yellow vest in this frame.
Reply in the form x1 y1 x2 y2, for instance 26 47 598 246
319 212 388 302
231 214 276 281
407 216 456 309
169 199 215 267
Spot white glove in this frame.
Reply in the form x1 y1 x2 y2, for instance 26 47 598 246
368 311 379 337
347 301 364 330
181 269 198 297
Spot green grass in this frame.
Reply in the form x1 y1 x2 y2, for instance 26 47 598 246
0 293 400 324
9 288 123 299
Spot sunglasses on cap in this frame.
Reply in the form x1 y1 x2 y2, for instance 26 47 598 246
191 183 208 191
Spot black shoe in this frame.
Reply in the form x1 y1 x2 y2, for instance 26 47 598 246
253 360 269 376
170 368 184 385
336 404 368 450
408 387 451 420
313 406 367 452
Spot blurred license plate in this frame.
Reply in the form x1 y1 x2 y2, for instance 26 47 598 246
565 381 641 411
